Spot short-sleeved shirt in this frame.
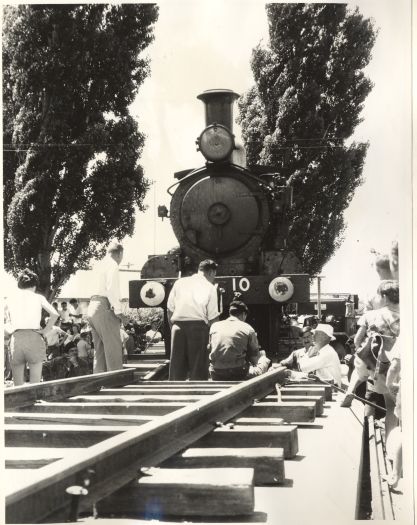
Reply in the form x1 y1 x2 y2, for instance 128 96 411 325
209 316 259 370
358 305 400 337
298 344 342 386
167 273 219 324
7 289 51 331
364 294 384 312
69 304 83 322
60 308 71 323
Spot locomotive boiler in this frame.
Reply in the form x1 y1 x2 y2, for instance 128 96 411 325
129 89 310 359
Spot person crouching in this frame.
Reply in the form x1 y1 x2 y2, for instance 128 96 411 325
295 323 342 387
209 301 270 381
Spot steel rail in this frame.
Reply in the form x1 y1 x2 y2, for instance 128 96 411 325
6 366 287 523
367 415 395 520
5 369 136 410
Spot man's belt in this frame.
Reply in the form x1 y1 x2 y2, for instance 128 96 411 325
172 319 207 324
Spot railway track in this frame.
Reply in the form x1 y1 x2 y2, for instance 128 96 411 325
4 361 395 523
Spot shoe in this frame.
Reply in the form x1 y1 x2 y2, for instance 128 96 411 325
340 394 354 407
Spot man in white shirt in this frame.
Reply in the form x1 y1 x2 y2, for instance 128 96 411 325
59 301 72 330
296 324 342 387
69 298 83 326
87 241 124 373
145 321 163 344
45 321 68 358
167 259 220 380
279 326 316 369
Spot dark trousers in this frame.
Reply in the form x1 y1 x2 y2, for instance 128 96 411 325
169 321 209 380
209 366 248 381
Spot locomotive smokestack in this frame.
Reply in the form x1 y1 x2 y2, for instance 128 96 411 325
197 89 239 132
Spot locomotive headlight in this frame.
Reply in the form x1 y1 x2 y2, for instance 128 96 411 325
197 124 235 162
268 277 294 303
140 281 166 306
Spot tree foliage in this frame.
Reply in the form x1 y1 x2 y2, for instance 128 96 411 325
3 4 158 298
238 4 376 275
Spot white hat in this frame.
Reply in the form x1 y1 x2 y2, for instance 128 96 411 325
312 323 336 341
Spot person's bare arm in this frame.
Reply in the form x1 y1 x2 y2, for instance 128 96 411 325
247 351 271 378
386 358 401 396
354 325 367 349
40 299 59 336
280 351 296 368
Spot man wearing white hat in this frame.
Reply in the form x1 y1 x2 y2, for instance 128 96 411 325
295 323 342 387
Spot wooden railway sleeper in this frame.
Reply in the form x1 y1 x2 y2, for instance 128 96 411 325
6 371 371 523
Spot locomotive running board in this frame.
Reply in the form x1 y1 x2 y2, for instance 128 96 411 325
5 367 287 523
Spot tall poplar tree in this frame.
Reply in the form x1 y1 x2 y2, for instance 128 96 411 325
238 4 376 275
3 4 158 298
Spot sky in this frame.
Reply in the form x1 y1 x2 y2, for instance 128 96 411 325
2 1 413 302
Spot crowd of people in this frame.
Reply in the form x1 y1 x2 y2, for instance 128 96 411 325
3 276 96 384
165 249 402 488
165 259 343 385
3 241 402 488
3 244 160 384
340 242 402 488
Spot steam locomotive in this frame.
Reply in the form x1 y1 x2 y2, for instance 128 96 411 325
129 89 310 359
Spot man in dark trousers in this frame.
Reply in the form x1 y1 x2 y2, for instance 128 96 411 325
167 259 219 380
208 301 270 381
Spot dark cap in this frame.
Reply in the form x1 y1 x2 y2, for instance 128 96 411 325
229 301 248 316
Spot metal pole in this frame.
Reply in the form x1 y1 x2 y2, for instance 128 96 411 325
317 276 322 319
309 374 386 412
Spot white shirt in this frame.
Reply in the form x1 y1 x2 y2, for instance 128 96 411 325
298 344 342 387
69 304 83 322
6 289 51 331
167 273 219 324
92 256 122 314
60 308 71 322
